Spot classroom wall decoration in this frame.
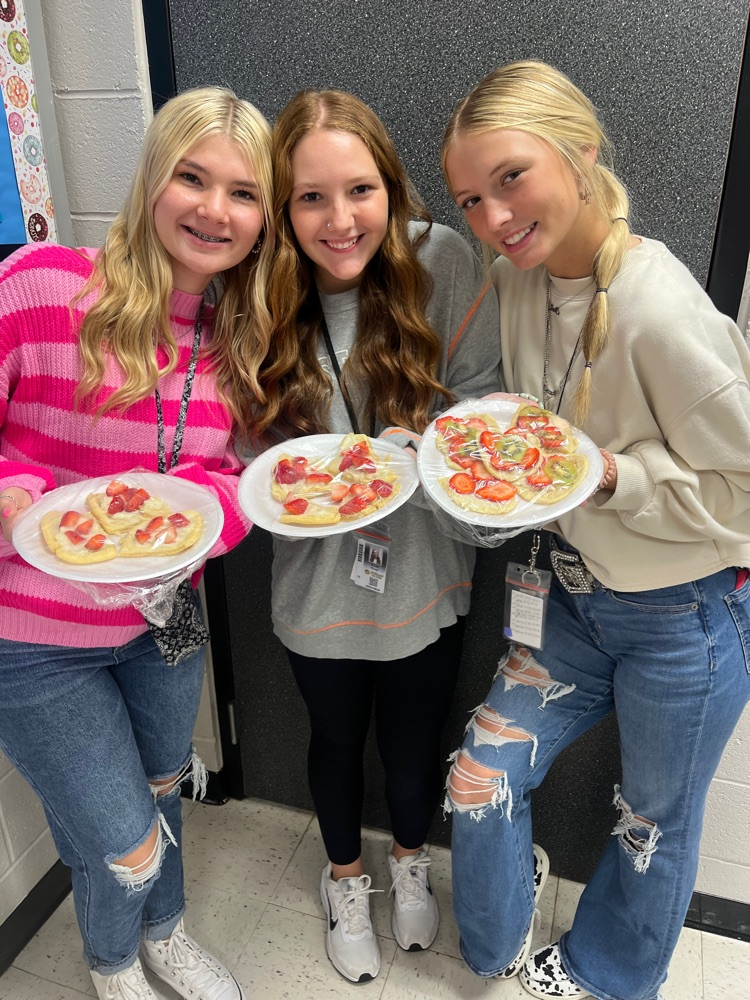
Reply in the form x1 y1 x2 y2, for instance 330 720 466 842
1 0 57 244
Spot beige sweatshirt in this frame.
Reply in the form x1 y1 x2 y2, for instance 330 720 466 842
492 237 750 591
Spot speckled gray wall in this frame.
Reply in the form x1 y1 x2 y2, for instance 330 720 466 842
171 1 746 879
170 0 747 285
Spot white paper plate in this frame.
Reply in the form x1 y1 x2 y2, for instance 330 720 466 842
417 399 604 528
239 434 420 538
13 472 223 583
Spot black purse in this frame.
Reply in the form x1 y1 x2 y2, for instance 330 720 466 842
147 578 209 666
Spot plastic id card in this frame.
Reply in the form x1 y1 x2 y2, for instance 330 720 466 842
351 524 390 594
503 562 552 650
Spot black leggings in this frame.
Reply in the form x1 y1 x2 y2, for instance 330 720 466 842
287 620 464 866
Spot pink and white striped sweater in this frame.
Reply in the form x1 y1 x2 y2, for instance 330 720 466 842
0 242 252 648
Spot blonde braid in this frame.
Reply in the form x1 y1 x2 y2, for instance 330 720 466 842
571 163 630 426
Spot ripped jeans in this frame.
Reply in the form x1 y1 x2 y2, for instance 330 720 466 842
446 566 750 1000
0 630 207 975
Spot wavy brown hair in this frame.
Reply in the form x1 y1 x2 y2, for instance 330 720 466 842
253 89 454 445
443 61 631 426
73 86 275 440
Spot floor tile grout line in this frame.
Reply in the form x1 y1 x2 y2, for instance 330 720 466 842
7 963 94 997
271 809 318 894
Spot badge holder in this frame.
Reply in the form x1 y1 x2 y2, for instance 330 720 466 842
351 521 390 594
503 533 551 650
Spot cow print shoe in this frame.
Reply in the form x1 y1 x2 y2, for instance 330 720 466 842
520 944 592 998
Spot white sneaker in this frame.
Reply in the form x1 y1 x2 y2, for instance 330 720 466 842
387 850 439 951
142 918 245 1000
90 958 155 999
319 864 381 983
497 844 550 980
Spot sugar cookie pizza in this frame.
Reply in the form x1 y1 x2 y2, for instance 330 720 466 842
40 509 118 565
272 434 400 527
436 403 588 515
40 480 203 565
86 480 171 534
119 511 203 557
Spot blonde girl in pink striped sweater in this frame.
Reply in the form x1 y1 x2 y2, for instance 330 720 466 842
0 87 273 1000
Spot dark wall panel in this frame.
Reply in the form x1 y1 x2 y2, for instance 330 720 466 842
169 0 745 882
221 529 620 883
169 0 747 285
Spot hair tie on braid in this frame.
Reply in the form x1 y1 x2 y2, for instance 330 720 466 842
585 361 592 369
595 287 608 294
612 217 628 223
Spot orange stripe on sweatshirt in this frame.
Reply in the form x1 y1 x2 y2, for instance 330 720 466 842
278 581 472 635
447 283 493 361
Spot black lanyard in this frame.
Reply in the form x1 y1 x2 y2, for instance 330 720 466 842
155 304 203 473
320 315 375 437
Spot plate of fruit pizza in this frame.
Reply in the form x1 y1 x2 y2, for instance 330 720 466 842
239 433 420 537
417 399 603 528
13 472 223 583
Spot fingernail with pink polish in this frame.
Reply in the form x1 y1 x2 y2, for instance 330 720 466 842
2 508 10 519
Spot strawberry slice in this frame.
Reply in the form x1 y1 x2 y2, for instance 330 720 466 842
370 479 393 497
448 447 475 469
85 533 108 551
476 481 518 502
338 494 370 516
145 516 165 532
64 529 86 545
105 480 128 496
157 524 178 544
449 473 477 495
307 472 333 484
168 512 191 528
124 487 150 512
283 497 309 515
108 495 125 515
77 518 94 534
135 529 152 545
274 459 307 484
330 483 350 503
339 443 372 471
60 510 83 528
526 469 554 489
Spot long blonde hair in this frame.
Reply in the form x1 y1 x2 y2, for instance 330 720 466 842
254 89 454 445
443 61 630 425
74 86 275 439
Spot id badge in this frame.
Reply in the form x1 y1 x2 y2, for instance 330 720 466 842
351 523 390 594
503 562 551 650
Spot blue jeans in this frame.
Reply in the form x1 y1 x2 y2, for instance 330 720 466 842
0 630 206 974
446 566 750 1000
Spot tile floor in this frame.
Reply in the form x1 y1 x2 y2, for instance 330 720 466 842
2 796 748 999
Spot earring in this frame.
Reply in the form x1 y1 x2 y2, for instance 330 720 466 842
250 236 263 256
579 182 592 205
326 221 333 230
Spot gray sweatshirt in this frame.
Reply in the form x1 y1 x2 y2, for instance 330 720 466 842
262 222 503 660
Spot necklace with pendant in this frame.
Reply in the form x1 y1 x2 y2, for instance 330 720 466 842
542 275 594 412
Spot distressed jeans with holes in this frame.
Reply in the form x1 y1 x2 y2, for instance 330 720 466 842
0 630 206 975
446 567 750 1000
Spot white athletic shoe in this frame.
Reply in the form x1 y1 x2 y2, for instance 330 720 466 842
90 958 155 999
319 864 381 983
387 849 439 951
142 918 245 999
